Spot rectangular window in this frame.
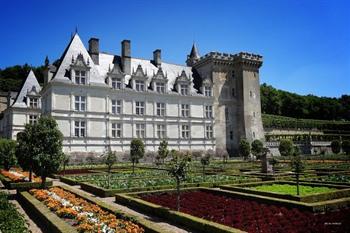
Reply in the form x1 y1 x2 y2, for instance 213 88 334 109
204 86 212 96
135 80 145 91
111 100 122 114
74 96 86 111
205 105 213 118
29 97 39 108
157 124 166 139
136 123 145 138
180 84 189 95
29 115 38 124
111 78 122 89
111 123 121 138
206 125 213 139
75 70 86 84
156 82 165 93
156 103 166 116
225 107 229 122
181 104 190 117
135 101 145 115
74 121 86 137
181 125 190 139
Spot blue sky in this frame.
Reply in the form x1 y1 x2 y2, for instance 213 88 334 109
1 0 349 97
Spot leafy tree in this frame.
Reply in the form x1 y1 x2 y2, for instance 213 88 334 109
0 139 17 170
251 139 264 160
102 149 117 189
342 140 350 155
330 140 341 154
16 125 37 182
239 139 251 160
30 116 64 187
200 152 211 179
158 140 169 164
130 139 145 174
168 150 190 211
291 147 304 195
278 139 294 157
61 153 70 176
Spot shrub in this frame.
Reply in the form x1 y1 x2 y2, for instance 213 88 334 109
251 139 264 160
0 139 17 170
278 139 294 157
239 139 251 159
102 149 117 189
130 139 145 173
342 140 350 155
331 140 341 154
216 148 229 163
157 140 169 164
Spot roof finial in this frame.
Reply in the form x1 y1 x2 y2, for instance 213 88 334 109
75 26 78 34
44 56 49 67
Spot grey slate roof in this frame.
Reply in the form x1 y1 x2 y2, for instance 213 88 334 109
13 70 41 107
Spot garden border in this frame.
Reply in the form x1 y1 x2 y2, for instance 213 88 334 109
218 180 350 203
0 174 53 190
18 185 168 233
115 188 245 233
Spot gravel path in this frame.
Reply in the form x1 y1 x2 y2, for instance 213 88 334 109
53 180 197 233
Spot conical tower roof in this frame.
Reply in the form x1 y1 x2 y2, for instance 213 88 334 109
189 43 200 59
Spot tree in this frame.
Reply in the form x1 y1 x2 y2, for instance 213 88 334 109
269 157 278 173
30 116 64 188
130 139 145 174
216 148 229 164
200 152 211 180
251 139 264 160
331 140 341 154
239 139 251 160
102 149 117 189
168 150 190 211
61 153 70 176
158 140 169 164
291 147 304 195
16 125 37 182
0 139 17 170
278 139 294 157
342 140 350 155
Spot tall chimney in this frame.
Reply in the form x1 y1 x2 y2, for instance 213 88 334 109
121 40 131 74
88 38 99 65
152 49 161 67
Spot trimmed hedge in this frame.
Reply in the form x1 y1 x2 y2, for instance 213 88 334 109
0 174 52 190
115 189 244 233
219 181 350 203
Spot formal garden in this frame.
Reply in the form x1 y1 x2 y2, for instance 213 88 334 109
1 116 350 233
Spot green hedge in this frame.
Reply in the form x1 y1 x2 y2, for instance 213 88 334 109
0 192 28 233
219 181 350 203
0 174 52 190
115 190 244 233
263 114 350 131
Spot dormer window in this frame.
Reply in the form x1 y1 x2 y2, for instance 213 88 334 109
112 78 122 89
71 54 90 85
204 86 212 96
135 80 145 91
29 97 39 108
156 82 165 93
75 70 86 84
180 84 189 95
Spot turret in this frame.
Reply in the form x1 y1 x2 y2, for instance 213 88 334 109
186 43 200 66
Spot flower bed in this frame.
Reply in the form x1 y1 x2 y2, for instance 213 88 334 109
220 181 350 203
29 187 144 233
77 175 259 197
0 192 29 233
0 169 41 182
308 174 350 184
139 190 350 233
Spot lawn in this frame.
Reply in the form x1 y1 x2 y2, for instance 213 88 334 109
250 184 337 196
